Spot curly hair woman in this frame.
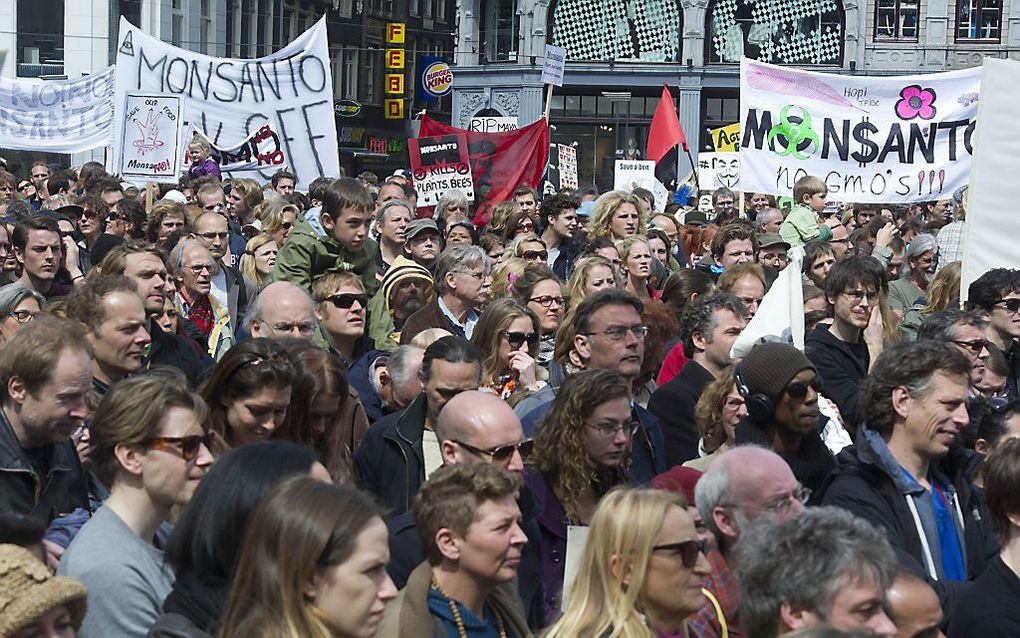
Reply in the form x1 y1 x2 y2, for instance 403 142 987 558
525 368 637 623
682 366 746 472
588 190 647 241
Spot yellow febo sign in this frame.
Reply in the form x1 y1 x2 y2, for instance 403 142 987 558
385 74 405 95
385 49 405 69
710 123 741 152
384 98 405 119
386 23 406 45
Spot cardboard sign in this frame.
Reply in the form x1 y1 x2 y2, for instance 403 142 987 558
119 93 183 181
613 159 667 213
710 123 740 152
468 117 518 133
558 144 578 190
542 44 566 87
408 133 476 208
697 152 740 190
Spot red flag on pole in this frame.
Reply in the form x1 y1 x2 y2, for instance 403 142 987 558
646 85 688 163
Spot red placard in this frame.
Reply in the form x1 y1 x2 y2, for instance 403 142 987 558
416 115 549 226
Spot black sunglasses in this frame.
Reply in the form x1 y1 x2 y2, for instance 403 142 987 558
146 432 215 461
453 438 534 465
327 293 367 309
651 538 708 568
785 378 823 399
996 298 1020 313
523 250 549 261
503 330 538 349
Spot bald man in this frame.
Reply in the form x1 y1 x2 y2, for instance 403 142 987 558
246 281 318 339
886 572 945 638
387 390 542 628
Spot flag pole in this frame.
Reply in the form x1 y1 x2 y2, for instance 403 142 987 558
684 146 699 191
544 84 553 121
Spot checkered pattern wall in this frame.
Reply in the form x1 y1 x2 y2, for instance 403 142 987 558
710 0 843 65
552 0 681 62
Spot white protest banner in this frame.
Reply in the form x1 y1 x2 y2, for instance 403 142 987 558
731 250 805 359
542 44 566 87
111 17 338 190
0 66 115 153
119 94 183 181
614 160 667 213
185 121 290 173
961 58 1020 305
740 58 980 203
468 116 518 133
558 144 578 190
697 152 740 190
408 134 476 209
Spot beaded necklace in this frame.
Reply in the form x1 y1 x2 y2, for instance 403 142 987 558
430 577 508 638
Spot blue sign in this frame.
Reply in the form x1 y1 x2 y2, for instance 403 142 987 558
416 56 452 103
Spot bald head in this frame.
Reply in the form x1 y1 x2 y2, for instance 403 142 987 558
248 281 317 339
886 572 944 638
436 390 526 472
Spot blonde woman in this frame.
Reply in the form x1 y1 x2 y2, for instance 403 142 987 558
567 255 620 308
589 190 647 241
490 256 528 299
259 199 301 246
544 487 710 638
239 234 278 289
617 235 656 301
900 260 962 341
469 298 544 400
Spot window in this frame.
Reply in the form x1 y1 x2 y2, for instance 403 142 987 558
171 0 185 47
551 0 681 62
437 0 448 22
342 48 359 100
706 0 844 66
481 0 518 62
200 0 213 53
339 0 355 18
17 0 64 77
957 0 1001 40
875 0 918 39
410 0 420 15
362 49 380 105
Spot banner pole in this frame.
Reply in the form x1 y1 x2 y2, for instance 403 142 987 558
544 84 553 121
685 147 700 191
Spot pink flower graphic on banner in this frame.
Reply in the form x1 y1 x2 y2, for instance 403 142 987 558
895 85 937 120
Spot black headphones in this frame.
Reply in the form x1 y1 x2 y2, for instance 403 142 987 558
734 363 776 423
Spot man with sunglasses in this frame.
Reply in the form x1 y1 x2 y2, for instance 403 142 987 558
385 391 545 628
917 310 991 397
967 268 1020 398
734 342 836 493
190 212 252 334
818 341 997 612
806 256 886 432
59 373 214 638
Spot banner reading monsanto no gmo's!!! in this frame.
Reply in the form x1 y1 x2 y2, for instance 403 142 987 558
739 59 980 203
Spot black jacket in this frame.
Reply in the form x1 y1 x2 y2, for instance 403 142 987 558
734 417 836 493
0 406 88 522
144 321 214 388
353 393 428 517
817 426 997 611
399 298 464 345
804 323 869 432
947 555 1020 637
648 360 714 466
550 238 583 281
386 486 546 630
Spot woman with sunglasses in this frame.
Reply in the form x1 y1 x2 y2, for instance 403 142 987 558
509 232 549 266
510 264 566 368
0 284 44 344
239 233 278 289
470 298 544 401
544 487 710 638
526 368 638 624
259 200 300 247
59 372 214 638
500 208 539 243
617 235 657 302
200 338 296 453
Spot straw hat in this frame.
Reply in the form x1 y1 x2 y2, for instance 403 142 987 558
0 544 87 637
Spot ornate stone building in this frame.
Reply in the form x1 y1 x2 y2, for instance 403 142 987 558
451 0 1020 189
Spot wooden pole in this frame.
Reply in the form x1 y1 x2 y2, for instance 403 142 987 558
544 84 553 121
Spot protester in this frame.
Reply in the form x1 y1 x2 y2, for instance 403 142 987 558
218 476 397 638
544 487 710 638
190 211 252 331
916 309 990 392
885 571 945 638
0 284 44 344
717 263 766 320
566 255 619 308
171 239 234 360
471 298 543 400
803 240 837 288
510 264 565 367
59 373 214 638
780 175 835 249
403 218 443 270
888 233 937 314
365 255 435 352
245 280 317 339
238 233 277 289
967 268 1020 397
379 463 529 637
374 199 413 276
400 245 491 343
697 223 756 280
683 367 745 471
589 190 646 241
539 193 581 279
900 261 962 341
0 543 87 638
757 232 791 272
13 215 67 298
617 235 655 301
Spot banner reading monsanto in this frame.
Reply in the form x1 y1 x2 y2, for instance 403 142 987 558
739 58 980 203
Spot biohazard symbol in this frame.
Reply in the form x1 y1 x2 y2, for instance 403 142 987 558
120 30 135 57
767 105 819 160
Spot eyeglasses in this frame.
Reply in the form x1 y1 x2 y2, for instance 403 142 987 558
271 322 316 335
995 298 1020 314
784 378 822 399
186 264 213 275
582 325 649 341
586 419 640 438
522 250 548 261
146 432 215 461
17 183 32 192
327 292 368 309
457 270 488 281
529 295 565 308
952 338 988 356
198 231 229 240
7 309 36 324
502 330 538 349
721 396 745 412
106 213 121 221
737 484 812 514
452 438 534 465
651 539 708 569
842 289 880 303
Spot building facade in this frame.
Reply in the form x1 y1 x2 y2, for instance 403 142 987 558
451 0 1020 190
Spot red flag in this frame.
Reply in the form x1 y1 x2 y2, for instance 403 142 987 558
417 115 549 227
646 85 687 163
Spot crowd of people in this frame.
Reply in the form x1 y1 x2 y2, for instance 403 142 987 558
0 153 1018 638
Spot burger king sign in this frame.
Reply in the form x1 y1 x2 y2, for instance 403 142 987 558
421 61 453 99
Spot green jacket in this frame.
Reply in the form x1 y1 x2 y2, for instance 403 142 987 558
779 203 831 249
273 214 379 296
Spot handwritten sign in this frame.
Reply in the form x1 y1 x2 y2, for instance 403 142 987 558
119 93 183 181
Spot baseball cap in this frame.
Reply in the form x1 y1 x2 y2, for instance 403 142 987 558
758 233 791 251
404 218 440 242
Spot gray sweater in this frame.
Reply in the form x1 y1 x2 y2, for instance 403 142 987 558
58 505 175 638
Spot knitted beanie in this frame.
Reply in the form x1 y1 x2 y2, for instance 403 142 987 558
380 256 434 314
0 544 87 637
738 342 816 404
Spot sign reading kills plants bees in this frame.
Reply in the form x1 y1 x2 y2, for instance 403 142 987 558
407 134 475 209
